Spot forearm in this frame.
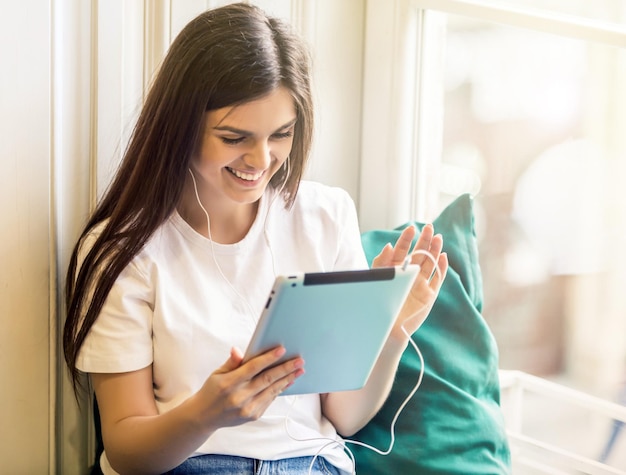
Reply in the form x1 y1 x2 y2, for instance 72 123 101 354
97 347 302 474
322 333 408 437
103 394 212 474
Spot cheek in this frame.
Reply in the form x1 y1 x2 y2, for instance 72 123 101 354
272 145 292 172
194 141 233 170
275 139 295 160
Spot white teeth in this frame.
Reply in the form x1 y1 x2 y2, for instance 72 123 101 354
229 168 264 181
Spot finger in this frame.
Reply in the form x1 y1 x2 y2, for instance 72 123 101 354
222 345 286 380
241 345 304 385
247 365 305 416
389 226 417 265
217 346 247 374
372 242 394 268
219 347 302 407
250 357 305 397
413 233 443 280
226 363 305 423
230 347 244 366
429 252 448 290
410 224 434 256
409 225 434 268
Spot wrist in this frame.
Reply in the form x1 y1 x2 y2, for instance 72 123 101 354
382 328 411 360
182 392 217 437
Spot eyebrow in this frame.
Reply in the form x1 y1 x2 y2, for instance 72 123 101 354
212 117 297 135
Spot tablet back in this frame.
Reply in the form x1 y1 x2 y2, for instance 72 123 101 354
244 265 420 395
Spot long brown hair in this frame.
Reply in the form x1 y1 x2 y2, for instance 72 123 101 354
64 2 314 395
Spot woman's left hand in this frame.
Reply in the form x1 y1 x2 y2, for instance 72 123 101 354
321 225 448 436
371 224 448 340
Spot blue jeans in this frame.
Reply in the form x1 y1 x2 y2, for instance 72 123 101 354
164 454 343 475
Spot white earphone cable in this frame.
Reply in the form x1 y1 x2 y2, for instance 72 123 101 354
186 160 290 327
283 244 442 475
188 168 440 474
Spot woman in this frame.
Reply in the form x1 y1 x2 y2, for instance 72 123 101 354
63 3 448 474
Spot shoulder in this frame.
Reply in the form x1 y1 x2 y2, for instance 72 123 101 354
292 180 357 216
296 180 354 200
77 217 175 277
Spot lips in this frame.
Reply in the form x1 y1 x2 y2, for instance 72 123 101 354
226 167 265 181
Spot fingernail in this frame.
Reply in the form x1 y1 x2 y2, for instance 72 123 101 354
275 347 286 357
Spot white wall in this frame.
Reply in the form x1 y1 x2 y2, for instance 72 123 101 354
0 2 53 472
0 1 366 473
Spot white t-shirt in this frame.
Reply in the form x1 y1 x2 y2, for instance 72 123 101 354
76 181 368 474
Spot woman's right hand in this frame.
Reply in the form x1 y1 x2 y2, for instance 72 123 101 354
191 346 305 430
92 348 303 474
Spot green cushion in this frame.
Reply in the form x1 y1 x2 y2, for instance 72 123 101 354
352 193 511 474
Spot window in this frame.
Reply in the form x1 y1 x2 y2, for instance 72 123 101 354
434 0 626 391
361 3 626 455
409 1 626 466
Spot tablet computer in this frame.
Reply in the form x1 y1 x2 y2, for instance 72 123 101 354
243 264 420 396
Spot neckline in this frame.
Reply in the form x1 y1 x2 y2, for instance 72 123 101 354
170 187 276 254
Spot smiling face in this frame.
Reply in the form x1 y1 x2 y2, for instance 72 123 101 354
188 86 297 220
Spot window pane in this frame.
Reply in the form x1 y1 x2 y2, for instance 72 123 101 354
440 13 626 463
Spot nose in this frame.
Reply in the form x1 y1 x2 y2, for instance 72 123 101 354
245 141 272 170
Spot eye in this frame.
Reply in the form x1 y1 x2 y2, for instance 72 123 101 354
271 130 294 140
220 136 245 145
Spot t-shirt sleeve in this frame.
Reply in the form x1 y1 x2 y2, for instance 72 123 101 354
76 258 154 374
